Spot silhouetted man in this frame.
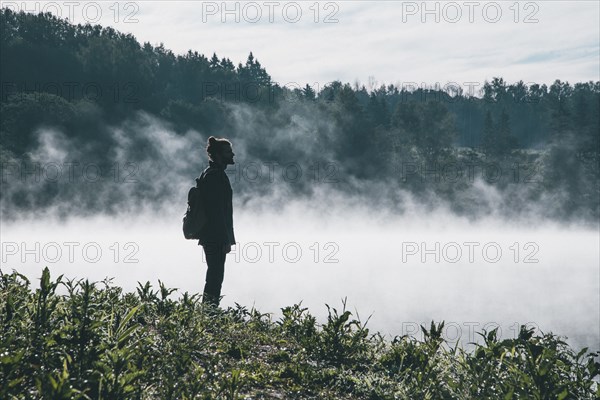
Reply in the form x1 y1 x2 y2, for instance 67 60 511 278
198 136 236 307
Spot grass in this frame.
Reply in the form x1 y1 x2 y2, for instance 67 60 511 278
1 267 598 399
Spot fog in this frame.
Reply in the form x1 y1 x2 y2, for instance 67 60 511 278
1 198 598 351
1 110 598 352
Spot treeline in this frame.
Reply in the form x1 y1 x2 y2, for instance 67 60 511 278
1 9 599 220
2 9 599 155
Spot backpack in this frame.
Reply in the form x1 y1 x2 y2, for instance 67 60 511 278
182 172 208 240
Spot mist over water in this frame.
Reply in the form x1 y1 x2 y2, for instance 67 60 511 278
2 198 598 351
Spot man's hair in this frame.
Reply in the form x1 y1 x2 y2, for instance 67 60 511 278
206 136 232 160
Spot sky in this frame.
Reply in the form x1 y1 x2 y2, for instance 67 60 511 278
3 0 599 91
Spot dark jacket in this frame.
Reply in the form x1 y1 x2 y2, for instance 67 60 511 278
197 161 236 246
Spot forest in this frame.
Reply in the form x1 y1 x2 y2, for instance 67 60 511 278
1 9 599 221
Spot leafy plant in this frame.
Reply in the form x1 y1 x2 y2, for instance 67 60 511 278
0 268 598 399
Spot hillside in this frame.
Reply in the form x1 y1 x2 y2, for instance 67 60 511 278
1 9 599 222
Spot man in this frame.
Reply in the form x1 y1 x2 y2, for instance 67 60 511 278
198 136 236 307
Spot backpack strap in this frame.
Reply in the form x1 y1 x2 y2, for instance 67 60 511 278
196 167 212 187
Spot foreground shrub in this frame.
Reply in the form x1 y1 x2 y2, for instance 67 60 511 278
1 268 598 399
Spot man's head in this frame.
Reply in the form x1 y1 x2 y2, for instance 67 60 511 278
206 136 235 166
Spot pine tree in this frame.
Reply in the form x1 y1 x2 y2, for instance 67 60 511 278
302 84 316 100
209 52 220 69
220 58 235 72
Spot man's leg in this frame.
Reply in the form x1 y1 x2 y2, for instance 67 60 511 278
202 243 226 306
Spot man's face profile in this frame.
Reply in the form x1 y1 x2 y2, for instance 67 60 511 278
222 144 235 165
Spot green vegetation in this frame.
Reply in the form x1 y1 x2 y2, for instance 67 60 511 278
1 268 598 399
2 9 598 155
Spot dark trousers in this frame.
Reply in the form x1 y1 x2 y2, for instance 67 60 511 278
202 244 226 306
